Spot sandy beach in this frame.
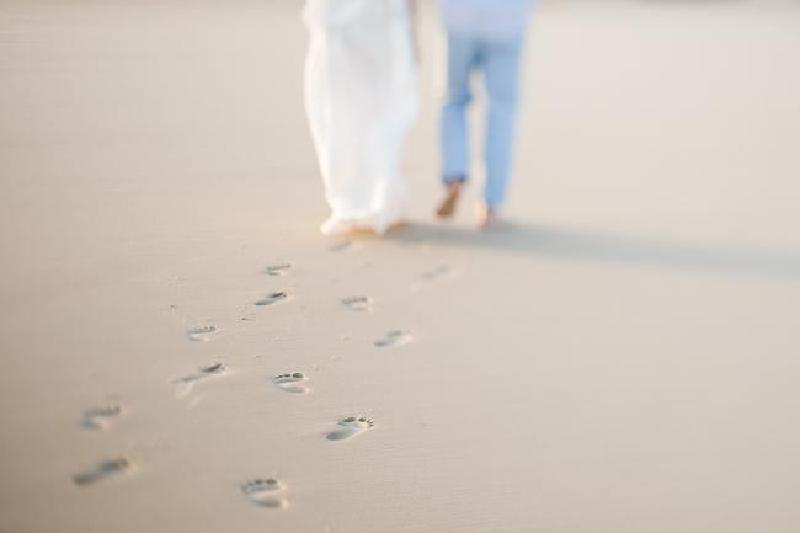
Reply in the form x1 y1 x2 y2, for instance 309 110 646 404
2 1 800 531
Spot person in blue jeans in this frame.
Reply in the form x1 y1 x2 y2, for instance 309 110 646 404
436 0 534 227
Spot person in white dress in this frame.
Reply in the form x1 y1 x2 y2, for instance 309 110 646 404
303 0 419 236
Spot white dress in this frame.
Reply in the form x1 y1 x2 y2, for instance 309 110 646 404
303 0 418 235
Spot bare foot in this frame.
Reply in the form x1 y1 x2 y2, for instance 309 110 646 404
477 205 506 230
436 182 464 219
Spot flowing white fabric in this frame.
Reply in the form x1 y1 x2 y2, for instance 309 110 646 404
303 0 418 235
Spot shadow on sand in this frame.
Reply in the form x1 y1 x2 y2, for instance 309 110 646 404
387 222 800 281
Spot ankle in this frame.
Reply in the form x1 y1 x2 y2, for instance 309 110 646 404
445 181 464 196
444 176 466 190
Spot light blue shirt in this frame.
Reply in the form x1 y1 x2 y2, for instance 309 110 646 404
440 0 533 40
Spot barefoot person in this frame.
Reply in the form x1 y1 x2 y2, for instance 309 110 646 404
436 0 534 227
304 0 418 236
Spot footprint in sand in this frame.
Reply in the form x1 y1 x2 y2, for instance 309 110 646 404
421 265 452 281
410 265 455 291
329 240 353 252
73 457 132 486
265 263 292 277
326 416 375 441
341 296 373 312
255 292 289 307
272 372 310 394
374 330 414 348
174 362 228 397
241 478 288 508
81 404 122 430
187 324 218 342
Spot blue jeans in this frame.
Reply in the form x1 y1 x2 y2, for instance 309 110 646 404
441 32 524 208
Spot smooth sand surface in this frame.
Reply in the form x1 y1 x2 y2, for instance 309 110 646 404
2 1 800 532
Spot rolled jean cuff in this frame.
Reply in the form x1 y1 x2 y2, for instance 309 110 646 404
443 175 468 185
